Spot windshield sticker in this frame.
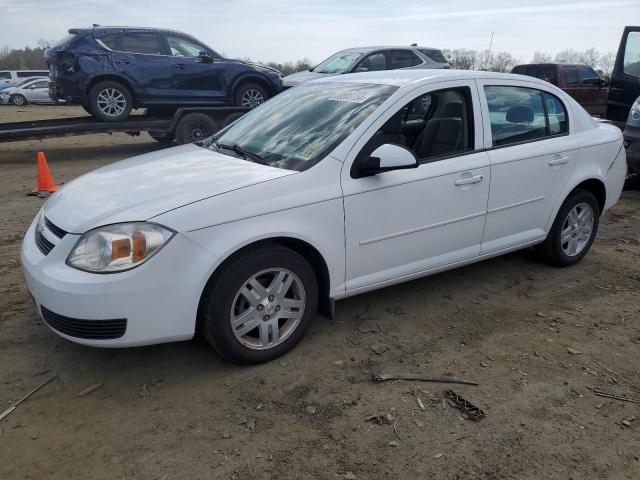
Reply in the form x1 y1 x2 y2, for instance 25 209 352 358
327 91 370 104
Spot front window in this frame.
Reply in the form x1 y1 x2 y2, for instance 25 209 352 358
166 34 212 58
313 51 362 74
207 82 397 171
388 50 421 69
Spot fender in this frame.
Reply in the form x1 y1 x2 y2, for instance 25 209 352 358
229 72 276 98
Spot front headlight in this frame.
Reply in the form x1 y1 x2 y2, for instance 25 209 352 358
67 222 175 273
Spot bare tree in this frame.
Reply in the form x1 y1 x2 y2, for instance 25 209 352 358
579 47 600 67
554 49 581 64
598 51 616 77
442 49 478 70
531 51 552 63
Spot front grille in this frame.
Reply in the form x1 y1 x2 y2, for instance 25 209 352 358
35 228 55 255
45 217 67 238
41 306 127 340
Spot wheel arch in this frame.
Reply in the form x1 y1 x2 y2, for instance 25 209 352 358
230 74 274 99
86 74 137 105
197 236 333 325
572 178 606 213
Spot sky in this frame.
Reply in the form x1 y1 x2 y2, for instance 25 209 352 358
0 0 637 63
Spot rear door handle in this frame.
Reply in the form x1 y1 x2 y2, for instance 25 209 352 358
549 155 570 166
455 174 484 186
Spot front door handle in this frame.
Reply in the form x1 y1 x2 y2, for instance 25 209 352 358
455 174 484 186
549 155 570 166
174 63 187 70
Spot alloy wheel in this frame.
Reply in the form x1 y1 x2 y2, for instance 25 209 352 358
240 89 265 108
230 268 306 350
12 95 25 106
561 202 594 257
96 88 127 117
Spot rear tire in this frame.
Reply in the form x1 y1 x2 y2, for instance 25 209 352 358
199 244 318 364
234 83 268 109
10 94 27 106
536 190 600 267
175 113 217 145
88 80 132 122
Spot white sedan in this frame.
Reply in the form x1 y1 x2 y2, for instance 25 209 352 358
1 78 54 105
22 70 626 364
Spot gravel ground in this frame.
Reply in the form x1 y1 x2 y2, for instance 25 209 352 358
0 105 639 480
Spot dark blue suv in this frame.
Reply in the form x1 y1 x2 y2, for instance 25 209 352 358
45 27 283 121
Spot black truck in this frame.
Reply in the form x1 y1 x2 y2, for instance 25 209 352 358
612 27 640 175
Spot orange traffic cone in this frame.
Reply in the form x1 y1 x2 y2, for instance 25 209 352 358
31 151 57 197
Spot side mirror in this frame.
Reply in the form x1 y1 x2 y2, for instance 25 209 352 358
198 52 214 63
354 66 368 73
353 144 418 178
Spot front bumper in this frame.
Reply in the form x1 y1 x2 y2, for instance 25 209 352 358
21 214 217 347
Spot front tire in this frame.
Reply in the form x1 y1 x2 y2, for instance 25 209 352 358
10 94 27 106
88 80 132 122
199 244 318 364
234 83 268 109
536 190 600 266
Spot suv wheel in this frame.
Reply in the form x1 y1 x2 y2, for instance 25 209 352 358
536 189 600 266
10 94 27 106
88 81 132 122
199 244 318 364
235 83 268 109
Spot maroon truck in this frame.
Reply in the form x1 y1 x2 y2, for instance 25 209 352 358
511 63 608 117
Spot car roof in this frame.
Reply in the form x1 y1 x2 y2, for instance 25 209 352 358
311 69 552 88
338 46 442 54
514 63 591 68
76 26 192 35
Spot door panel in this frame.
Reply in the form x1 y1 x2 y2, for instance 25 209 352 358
608 28 640 122
113 32 174 104
164 33 226 103
340 79 489 291
343 155 490 290
476 80 579 253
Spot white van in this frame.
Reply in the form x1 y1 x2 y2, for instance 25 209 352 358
0 70 49 85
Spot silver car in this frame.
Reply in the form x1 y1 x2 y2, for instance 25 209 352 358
283 46 450 88
0 78 55 106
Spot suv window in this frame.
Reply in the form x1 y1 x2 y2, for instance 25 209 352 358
356 52 386 72
166 34 208 57
96 32 121 51
561 66 579 85
484 86 567 147
388 50 421 69
121 32 164 55
580 66 600 85
420 49 446 63
0 72 10 80
623 31 640 78
358 87 473 164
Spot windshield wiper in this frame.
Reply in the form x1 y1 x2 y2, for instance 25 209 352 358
217 142 268 165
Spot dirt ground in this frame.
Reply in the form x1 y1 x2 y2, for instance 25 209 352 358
0 105 639 480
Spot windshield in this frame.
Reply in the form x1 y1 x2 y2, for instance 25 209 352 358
208 82 397 171
313 51 363 74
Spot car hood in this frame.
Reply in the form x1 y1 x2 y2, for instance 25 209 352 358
44 144 296 234
283 70 334 86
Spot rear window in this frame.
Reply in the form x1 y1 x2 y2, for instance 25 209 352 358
388 50 422 69
561 66 579 85
420 49 447 63
53 34 77 49
121 33 163 55
95 32 121 51
0 72 12 80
